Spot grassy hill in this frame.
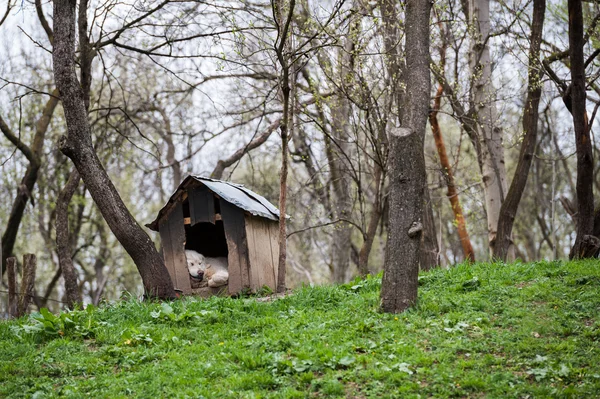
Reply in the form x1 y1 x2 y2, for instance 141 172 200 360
1 260 599 398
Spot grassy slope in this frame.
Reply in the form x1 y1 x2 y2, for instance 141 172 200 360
1 260 599 399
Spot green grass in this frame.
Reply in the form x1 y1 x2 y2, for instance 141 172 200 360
1 260 600 398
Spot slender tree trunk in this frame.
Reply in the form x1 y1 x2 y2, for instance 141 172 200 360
328 7 361 283
381 0 431 313
329 89 353 283
429 84 475 261
273 0 296 293
0 91 59 275
568 0 595 259
52 0 175 299
469 0 511 257
420 188 439 270
17 254 37 317
7 257 17 318
358 167 383 276
55 169 83 308
493 0 545 260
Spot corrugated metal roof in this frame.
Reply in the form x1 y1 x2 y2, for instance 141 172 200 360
192 176 280 221
147 175 282 231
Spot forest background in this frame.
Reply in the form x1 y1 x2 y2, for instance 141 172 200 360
0 0 598 312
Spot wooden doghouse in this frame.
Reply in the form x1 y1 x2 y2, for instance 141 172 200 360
147 176 282 296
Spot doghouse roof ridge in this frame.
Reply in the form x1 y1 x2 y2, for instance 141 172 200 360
146 175 282 231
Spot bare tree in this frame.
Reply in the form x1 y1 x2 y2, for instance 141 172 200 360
380 0 431 313
568 0 596 259
52 0 175 299
0 91 59 275
55 169 83 308
493 0 546 260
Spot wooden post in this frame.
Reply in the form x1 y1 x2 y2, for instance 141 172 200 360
17 254 37 317
7 257 17 318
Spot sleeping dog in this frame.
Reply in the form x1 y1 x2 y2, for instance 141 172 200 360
185 249 229 288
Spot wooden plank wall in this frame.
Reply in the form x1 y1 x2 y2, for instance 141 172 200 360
267 220 280 287
245 215 279 292
220 200 250 295
188 185 215 225
159 202 192 294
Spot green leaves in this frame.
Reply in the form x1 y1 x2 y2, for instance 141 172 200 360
13 306 97 340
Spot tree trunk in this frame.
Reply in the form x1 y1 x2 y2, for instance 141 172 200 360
429 84 475 262
52 0 175 299
7 257 17 318
358 166 383 276
17 254 37 317
568 0 595 259
0 91 59 275
328 10 360 283
420 187 439 270
329 95 353 283
55 169 83 308
273 0 296 293
493 0 545 261
380 0 431 313
469 0 510 257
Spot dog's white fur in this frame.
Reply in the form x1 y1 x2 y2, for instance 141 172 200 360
185 249 229 288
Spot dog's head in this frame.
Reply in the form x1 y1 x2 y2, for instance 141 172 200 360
185 249 206 279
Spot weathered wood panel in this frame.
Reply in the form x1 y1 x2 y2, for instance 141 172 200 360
188 185 215 225
221 200 250 294
245 215 276 291
267 220 280 286
159 202 191 294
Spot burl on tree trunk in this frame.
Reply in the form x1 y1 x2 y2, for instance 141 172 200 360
52 0 175 299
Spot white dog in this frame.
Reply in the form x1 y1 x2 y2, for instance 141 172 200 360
185 249 229 288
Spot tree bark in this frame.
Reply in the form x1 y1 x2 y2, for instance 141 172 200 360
7 257 17 318
358 166 383 276
568 0 595 259
420 187 440 270
273 0 296 293
0 91 59 275
17 254 37 317
380 0 430 313
429 83 475 262
55 169 83 308
52 0 175 299
468 0 511 257
493 0 545 261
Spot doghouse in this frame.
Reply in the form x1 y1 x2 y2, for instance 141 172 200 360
147 176 282 296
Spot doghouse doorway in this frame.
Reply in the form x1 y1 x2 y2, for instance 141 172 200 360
184 221 229 258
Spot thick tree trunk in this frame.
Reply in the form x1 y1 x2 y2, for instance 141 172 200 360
0 91 59 275
493 0 545 261
55 169 83 308
568 0 595 259
380 0 430 313
469 0 511 257
52 0 175 299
